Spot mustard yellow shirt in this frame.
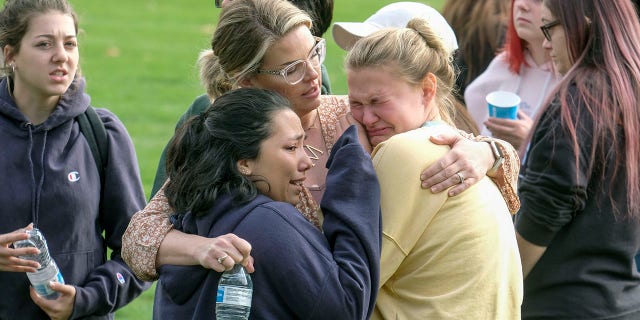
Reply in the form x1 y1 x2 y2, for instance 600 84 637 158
371 124 523 320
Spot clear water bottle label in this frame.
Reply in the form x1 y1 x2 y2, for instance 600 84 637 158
216 285 252 307
33 271 63 297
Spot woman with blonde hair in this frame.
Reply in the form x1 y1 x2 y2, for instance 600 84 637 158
346 18 523 319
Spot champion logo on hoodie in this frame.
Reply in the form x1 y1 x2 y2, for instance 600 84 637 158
68 171 80 182
116 272 126 285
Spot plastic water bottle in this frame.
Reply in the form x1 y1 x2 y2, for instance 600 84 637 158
216 264 253 319
13 228 65 300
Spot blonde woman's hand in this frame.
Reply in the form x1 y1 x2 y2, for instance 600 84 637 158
192 233 254 273
420 131 493 196
157 230 254 273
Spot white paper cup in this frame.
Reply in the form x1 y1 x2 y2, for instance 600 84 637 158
486 91 520 120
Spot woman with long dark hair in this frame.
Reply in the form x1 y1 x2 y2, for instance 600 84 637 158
154 88 380 319
515 0 640 318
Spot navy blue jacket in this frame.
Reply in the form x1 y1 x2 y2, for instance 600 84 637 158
154 126 381 319
0 78 150 319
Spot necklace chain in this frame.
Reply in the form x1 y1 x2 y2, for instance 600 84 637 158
303 109 325 164
304 144 323 160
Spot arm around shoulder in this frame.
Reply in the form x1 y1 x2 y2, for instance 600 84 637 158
122 184 174 281
472 135 521 214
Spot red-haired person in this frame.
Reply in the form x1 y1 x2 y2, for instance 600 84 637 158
465 0 559 150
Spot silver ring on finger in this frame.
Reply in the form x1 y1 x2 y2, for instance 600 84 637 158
456 172 465 184
217 254 229 264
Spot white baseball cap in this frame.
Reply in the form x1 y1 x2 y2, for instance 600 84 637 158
332 2 458 54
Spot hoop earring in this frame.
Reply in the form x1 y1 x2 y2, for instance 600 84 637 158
6 75 13 99
7 64 15 74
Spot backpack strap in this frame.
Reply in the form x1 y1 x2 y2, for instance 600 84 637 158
76 107 108 185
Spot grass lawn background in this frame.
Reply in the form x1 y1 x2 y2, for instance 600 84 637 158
3 0 444 317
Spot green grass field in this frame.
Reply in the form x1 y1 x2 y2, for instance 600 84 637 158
4 0 443 317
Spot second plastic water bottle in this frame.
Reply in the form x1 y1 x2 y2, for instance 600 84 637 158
216 264 253 319
13 228 65 300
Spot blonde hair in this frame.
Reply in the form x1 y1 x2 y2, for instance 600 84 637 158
199 0 312 98
346 18 457 124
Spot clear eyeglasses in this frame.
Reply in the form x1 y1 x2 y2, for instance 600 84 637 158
256 37 326 85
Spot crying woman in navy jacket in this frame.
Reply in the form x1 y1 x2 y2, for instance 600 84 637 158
154 88 381 320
